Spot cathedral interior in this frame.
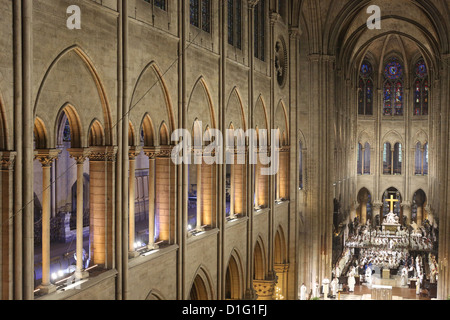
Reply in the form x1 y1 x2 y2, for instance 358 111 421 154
0 0 449 301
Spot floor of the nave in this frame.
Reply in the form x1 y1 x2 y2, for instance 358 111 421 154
330 275 432 301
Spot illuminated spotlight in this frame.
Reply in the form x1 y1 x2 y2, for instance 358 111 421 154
51 273 58 281
188 225 192 231
58 270 64 277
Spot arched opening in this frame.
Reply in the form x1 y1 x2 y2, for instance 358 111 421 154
189 269 213 301
225 253 242 300
253 240 265 281
33 105 92 293
382 187 402 223
273 228 288 300
190 275 209 301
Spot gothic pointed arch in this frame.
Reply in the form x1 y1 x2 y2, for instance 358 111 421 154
226 87 247 132
187 77 217 131
225 249 245 300
129 61 175 138
54 103 83 149
141 113 156 148
34 45 113 146
88 119 105 147
253 236 267 280
34 117 49 150
189 265 215 300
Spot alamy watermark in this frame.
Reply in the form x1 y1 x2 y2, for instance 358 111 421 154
171 123 280 176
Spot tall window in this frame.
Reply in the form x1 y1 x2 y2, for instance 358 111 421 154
413 59 429 116
415 142 429 175
254 0 265 61
393 143 402 174
228 0 242 49
357 142 371 175
383 142 392 175
358 60 374 116
190 0 211 33
357 143 363 175
383 58 404 116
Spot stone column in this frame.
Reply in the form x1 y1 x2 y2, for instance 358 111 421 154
401 201 412 225
360 194 368 225
35 149 60 294
229 152 236 219
274 264 289 300
373 201 383 227
128 147 141 258
1 152 16 300
254 158 260 209
144 147 158 250
68 149 90 280
195 149 204 232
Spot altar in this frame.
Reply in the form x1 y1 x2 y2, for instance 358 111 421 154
382 269 391 280
371 285 393 300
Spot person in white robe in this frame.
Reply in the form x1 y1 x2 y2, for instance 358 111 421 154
401 266 408 287
365 265 372 285
299 283 307 300
348 267 356 292
331 277 339 297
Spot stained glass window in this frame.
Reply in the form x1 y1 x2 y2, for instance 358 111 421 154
228 0 242 49
201 0 211 33
413 59 429 116
190 0 210 33
383 58 403 116
154 0 166 10
358 60 374 116
63 118 71 142
254 0 265 61
190 0 199 28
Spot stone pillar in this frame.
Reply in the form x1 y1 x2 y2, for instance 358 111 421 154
35 149 60 294
156 146 173 243
229 152 236 219
401 201 412 225
254 159 260 209
144 147 158 250
88 146 117 267
1 152 16 300
417 205 423 227
68 149 90 280
373 201 383 227
360 194 368 225
195 149 203 232
128 147 141 258
274 264 289 300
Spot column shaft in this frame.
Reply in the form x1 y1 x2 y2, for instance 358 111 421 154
148 158 156 249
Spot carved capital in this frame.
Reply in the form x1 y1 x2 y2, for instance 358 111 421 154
289 27 302 40
68 148 91 165
0 152 17 171
89 146 118 162
143 147 160 160
157 146 173 159
269 12 281 25
253 279 277 299
35 149 61 167
247 0 259 9
129 146 143 160
274 263 289 274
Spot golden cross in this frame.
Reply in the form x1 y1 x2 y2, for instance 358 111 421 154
386 195 399 212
